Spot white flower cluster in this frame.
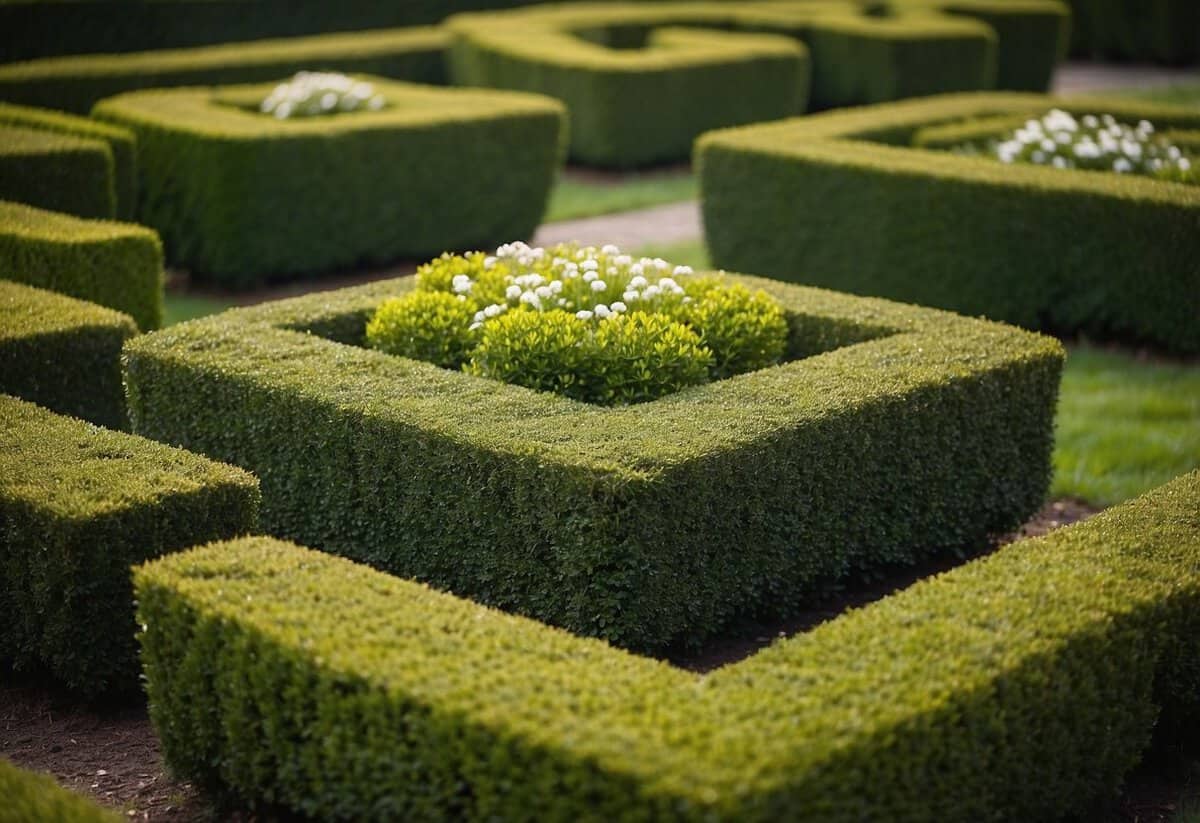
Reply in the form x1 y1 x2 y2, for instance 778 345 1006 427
993 109 1192 177
259 72 386 119
467 241 696 331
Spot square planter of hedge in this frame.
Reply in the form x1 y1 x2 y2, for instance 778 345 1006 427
0 123 115 219
132 471 1200 820
123 271 1063 651
93 78 565 288
0 393 260 697
699 92 1200 354
0 200 163 331
0 280 136 429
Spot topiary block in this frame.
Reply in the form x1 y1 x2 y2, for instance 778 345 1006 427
0 123 115 219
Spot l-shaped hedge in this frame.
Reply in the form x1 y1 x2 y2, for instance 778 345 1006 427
124 271 1063 650
0 759 119 823
699 92 1200 354
133 471 1200 820
0 123 115 219
0 394 260 697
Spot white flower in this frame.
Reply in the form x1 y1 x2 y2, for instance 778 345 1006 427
1113 158 1132 173
581 259 599 272
591 280 607 292
623 290 639 302
505 285 522 300
1180 158 1192 171
611 301 627 313
672 265 693 276
1052 157 1068 169
594 304 611 318
629 263 644 277
483 304 504 318
575 310 593 320
582 271 598 283
484 256 497 270
535 285 552 299
643 285 661 299
601 244 620 255
629 275 648 289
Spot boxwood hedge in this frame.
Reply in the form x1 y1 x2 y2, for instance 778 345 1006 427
124 271 1063 651
1066 0 1197 63
93 79 565 288
0 124 115 219
699 92 1200 354
132 471 1200 820
0 281 135 428
0 27 449 117
0 759 118 823
0 394 260 696
0 200 163 331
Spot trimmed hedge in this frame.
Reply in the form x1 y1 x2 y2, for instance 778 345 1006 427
0 124 115 219
93 78 565 288
0 103 136 219
1067 0 1198 64
0 200 163 331
0 27 449 117
132 471 1200 820
124 271 1063 651
446 1 1068 165
0 281 135 428
699 92 1200 354
0 393 260 697
0 759 119 823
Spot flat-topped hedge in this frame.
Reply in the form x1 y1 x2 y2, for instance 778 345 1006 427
0 200 163 331
0 394 260 697
0 124 114 219
133 471 1200 819
0 27 449 117
699 92 1200 354
124 270 1063 650
0 759 119 823
0 281 135 428
93 78 565 288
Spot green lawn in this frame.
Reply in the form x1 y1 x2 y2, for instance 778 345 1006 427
162 292 235 326
544 169 697 222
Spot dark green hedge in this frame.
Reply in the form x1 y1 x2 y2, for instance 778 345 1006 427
0 281 135 428
0 200 163 331
0 124 114 219
0 27 449 117
124 271 1063 651
0 103 136 218
132 471 1200 820
93 78 564 288
0 393 260 697
1067 0 1198 64
0 759 119 823
699 92 1200 354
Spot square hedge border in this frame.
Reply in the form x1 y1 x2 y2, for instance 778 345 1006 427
124 271 1063 651
133 471 1200 820
698 91 1200 354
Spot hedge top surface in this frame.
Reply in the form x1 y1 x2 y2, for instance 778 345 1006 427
92 76 567 138
135 470 1200 816
127 269 1062 479
0 101 133 150
0 278 134 342
0 198 157 249
0 122 108 159
0 392 258 520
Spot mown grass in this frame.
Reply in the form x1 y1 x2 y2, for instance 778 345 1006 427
544 169 697 222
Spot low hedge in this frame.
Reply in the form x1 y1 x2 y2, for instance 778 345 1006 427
446 1 1068 165
0 103 136 218
93 78 564 288
1067 0 1198 64
0 200 163 331
0 124 115 219
699 92 1200 354
124 271 1063 651
0 759 119 823
0 27 449 117
0 281 135 428
133 471 1200 819
0 393 260 697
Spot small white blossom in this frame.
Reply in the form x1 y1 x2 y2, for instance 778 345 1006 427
591 280 607 292
575 309 593 320
611 301 627 313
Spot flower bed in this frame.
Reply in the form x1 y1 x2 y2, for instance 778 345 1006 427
699 92 1200 354
93 78 565 288
123 266 1062 650
0 123 116 219
133 472 1200 820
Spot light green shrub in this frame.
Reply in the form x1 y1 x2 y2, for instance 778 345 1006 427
0 759 118 823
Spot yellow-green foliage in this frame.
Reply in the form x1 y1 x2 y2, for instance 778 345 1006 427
0 200 163 331
0 281 136 428
368 291 480 368
0 27 449 116
123 271 1062 649
0 102 137 218
0 759 118 823
93 78 565 288
0 394 260 697
0 124 115 219
133 472 1200 820
699 91 1200 354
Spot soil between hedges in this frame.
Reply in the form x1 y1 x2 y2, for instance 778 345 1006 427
5 498 1197 823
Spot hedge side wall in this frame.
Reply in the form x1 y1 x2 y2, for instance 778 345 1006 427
0 124 115 219
1066 0 1198 64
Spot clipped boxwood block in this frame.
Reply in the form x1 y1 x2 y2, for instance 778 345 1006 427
0 759 119 822
0 124 115 219
93 79 565 288
0 281 135 428
0 200 163 331
123 272 1063 651
0 393 260 696
1066 0 1198 64
133 472 1200 820
699 92 1200 354
0 103 137 219
0 27 450 117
